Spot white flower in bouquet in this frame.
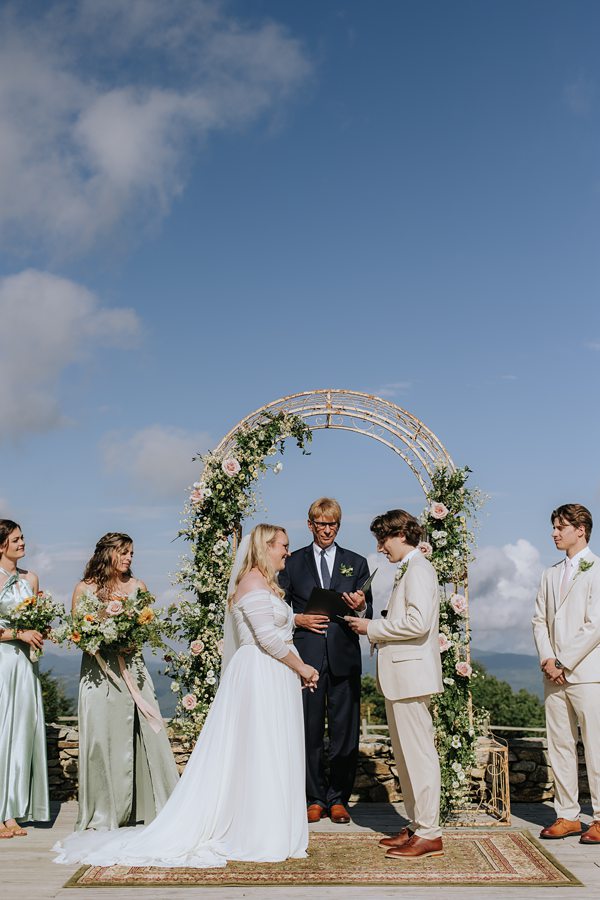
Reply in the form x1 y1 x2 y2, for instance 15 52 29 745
431 529 447 547
106 599 123 616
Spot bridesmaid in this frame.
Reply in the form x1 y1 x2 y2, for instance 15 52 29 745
74 533 178 831
0 519 50 838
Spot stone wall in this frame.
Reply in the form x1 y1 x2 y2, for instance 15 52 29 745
46 722 591 805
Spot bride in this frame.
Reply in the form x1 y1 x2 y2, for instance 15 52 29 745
54 524 319 868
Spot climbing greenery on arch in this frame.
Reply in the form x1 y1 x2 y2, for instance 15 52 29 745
166 411 483 820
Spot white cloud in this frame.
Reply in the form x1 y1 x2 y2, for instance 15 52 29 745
469 539 544 654
102 425 213 500
368 539 545 655
0 269 140 439
585 341 600 351
374 382 412 398
0 1 312 255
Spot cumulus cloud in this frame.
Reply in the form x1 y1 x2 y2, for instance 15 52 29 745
102 425 213 500
0 1 312 255
0 269 140 439
374 382 412 398
469 539 544 654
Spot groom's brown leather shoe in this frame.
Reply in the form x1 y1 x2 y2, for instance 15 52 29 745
385 834 444 859
379 828 413 848
307 804 326 823
580 821 600 844
539 818 582 839
329 804 351 824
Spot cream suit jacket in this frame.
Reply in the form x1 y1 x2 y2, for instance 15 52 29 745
532 551 600 683
367 553 443 702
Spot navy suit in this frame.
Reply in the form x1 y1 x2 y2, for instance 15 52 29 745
279 544 373 809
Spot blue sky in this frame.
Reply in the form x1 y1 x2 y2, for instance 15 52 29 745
1 0 599 654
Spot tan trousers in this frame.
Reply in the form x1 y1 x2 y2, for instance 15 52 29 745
385 695 441 839
545 680 600 820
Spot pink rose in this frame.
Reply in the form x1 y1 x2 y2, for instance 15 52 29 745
449 593 468 616
455 661 472 678
222 457 241 477
106 599 123 616
430 501 449 520
217 639 224 655
190 488 204 505
190 640 205 656
439 633 451 652
182 693 198 710
418 541 433 558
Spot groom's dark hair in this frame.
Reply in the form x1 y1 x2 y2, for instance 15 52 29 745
370 509 422 547
551 504 593 541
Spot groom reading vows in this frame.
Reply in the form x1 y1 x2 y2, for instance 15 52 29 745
279 498 372 824
346 509 444 859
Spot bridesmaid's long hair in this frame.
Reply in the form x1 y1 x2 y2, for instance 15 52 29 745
83 532 133 597
230 524 287 603
0 519 20 554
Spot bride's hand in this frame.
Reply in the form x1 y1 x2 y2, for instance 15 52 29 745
15 629 44 650
300 665 319 692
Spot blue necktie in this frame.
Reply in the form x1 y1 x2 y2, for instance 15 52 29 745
320 549 331 589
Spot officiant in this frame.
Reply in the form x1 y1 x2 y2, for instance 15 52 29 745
280 498 372 824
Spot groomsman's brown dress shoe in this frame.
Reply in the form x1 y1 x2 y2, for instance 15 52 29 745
329 804 351 824
539 818 582 839
378 828 414 848
307 804 326 823
580 821 600 844
385 834 444 859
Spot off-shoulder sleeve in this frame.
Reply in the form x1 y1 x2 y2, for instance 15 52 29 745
239 590 289 660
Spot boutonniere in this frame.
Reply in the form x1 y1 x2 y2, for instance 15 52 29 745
339 563 354 577
393 561 409 585
578 559 594 574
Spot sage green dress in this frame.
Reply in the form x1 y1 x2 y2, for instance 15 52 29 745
0 569 50 823
76 644 179 831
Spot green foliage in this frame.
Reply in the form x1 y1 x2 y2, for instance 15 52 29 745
39 669 75 722
169 412 312 741
360 675 386 724
470 662 545 733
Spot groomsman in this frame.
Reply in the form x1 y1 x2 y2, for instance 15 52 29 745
346 509 444 859
532 503 600 844
279 498 372 824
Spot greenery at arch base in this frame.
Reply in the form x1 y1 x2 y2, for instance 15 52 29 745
167 411 484 821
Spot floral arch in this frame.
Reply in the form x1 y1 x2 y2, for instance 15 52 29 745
167 389 482 819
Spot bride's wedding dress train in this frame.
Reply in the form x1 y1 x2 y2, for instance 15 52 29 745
54 590 307 868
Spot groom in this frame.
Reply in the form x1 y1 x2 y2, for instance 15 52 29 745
346 508 444 859
280 497 372 824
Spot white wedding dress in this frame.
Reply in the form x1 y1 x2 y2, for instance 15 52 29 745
54 590 308 868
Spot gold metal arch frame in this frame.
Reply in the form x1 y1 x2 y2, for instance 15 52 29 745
214 389 455 494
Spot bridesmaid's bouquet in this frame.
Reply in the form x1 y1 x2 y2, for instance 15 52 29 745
4 590 66 661
55 589 165 657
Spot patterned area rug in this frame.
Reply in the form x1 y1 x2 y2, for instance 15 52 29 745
64 830 581 888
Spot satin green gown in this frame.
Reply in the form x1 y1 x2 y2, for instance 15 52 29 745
0 569 50 823
76 646 179 831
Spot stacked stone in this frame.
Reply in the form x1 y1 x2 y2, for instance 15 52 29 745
46 722 78 801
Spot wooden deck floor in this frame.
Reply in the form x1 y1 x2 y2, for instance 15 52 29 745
3 800 600 899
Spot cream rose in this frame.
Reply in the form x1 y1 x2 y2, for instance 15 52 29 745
449 593 468 616
190 639 205 656
418 541 433 558
182 693 198 710
106 599 123 616
439 633 451 652
455 661 472 678
429 501 449 520
222 457 241 477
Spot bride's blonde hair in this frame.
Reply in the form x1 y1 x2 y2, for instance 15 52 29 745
229 523 287 602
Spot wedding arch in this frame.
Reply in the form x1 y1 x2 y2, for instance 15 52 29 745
166 389 483 819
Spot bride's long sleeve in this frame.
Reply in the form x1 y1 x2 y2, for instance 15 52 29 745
240 591 290 660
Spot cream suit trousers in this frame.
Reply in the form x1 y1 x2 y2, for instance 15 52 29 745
545 680 600 820
385 695 442 839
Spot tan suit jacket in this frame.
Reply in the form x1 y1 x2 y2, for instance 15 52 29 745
532 551 600 683
367 553 443 701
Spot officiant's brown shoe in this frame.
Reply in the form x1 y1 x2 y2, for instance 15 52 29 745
379 828 413 848
307 804 326 823
539 818 582 839
329 804 351 824
580 821 600 844
385 834 444 859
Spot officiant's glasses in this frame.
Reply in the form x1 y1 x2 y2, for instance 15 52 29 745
310 521 339 530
